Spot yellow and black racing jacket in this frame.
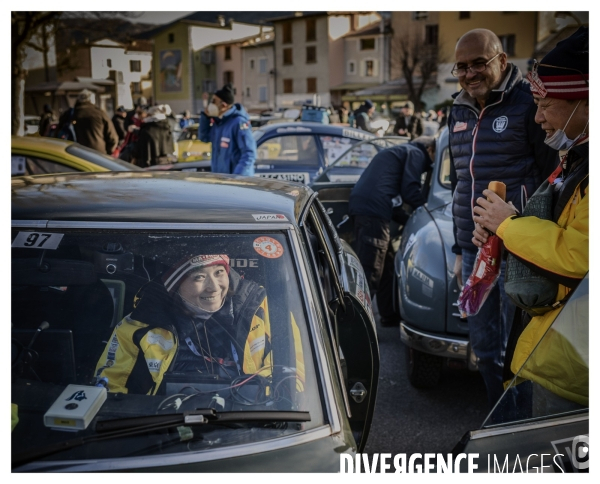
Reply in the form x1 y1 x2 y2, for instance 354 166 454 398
94 270 305 395
497 142 588 406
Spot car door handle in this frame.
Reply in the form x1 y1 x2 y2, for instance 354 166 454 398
326 207 334 215
336 214 349 228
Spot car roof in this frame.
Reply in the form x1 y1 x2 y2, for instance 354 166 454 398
254 122 376 140
11 135 75 151
11 172 313 225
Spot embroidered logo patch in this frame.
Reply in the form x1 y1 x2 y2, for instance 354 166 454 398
493 116 508 133
453 121 468 133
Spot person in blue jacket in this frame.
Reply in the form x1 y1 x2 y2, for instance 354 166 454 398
199 84 257 175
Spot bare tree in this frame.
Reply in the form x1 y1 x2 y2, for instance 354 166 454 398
12 12 60 135
390 34 447 111
11 11 145 136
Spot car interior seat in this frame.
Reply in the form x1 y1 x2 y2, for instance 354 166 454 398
12 257 115 386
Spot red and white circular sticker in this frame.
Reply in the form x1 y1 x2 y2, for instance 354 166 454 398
253 236 284 259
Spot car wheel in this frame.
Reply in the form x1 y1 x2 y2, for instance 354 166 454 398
405 346 443 389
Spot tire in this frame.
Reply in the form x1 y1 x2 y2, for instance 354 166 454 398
405 346 443 389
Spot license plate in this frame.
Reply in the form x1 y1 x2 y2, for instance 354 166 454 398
257 173 309 184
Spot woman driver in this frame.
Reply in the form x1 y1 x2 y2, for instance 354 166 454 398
94 254 276 395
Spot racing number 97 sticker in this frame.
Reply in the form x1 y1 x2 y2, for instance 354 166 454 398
253 236 284 259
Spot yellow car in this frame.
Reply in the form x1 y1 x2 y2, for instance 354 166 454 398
11 136 141 176
176 124 212 162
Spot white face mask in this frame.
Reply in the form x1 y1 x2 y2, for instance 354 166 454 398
206 103 220 117
544 100 587 151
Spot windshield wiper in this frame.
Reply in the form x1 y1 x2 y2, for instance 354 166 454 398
12 409 310 470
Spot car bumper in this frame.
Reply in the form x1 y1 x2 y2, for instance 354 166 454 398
400 322 477 370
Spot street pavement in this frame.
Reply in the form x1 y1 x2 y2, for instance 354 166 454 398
364 305 489 458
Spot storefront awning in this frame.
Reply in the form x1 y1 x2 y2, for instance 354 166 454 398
25 81 106 95
342 77 437 102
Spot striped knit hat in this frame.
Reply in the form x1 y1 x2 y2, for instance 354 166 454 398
162 254 230 293
527 26 588 100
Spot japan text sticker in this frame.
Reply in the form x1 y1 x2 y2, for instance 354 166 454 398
253 236 284 259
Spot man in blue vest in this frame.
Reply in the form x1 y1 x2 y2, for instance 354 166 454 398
448 29 556 417
199 84 257 175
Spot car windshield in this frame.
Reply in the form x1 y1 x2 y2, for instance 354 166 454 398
65 143 142 171
482 274 589 428
178 127 199 142
12 229 322 468
65 144 142 171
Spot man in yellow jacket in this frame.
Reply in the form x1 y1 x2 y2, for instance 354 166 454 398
470 27 588 415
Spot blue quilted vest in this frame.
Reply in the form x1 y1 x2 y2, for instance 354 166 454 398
449 65 541 250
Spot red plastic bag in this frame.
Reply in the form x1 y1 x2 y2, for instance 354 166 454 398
458 235 502 316
458 180 506 316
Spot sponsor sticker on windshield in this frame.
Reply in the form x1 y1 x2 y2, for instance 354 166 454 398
252 214 289 222
253 236 284 259
12 232 64 250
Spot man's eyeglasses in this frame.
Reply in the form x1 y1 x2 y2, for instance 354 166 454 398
451 53 502 78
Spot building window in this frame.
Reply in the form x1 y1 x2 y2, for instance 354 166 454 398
306 18 316 41
306 46 316 64
106 59 112 68
283 48 293 65
365 60 375 77
223 71 233 85
246 87 250 97
347 61 355 75
499 34 516 56
307 77 317 94
131 82 141 94
259 58 267 74
168 33 174 43
282 22 292 44
283 79 293 94
259 86 268 102
250 59 255 69
202 79 216 94
459 12 470 19
129 60 141 72
412 12 428 20
360 38 375 50
225 46 231 60
425 25 439 45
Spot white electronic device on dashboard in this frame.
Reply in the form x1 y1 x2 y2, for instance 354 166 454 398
44 384 107 431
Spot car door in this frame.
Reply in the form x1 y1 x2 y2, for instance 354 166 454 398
453 274 589 473
300 197 379 451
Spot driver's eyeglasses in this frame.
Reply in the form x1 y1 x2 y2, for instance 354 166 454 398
532 59 589 86
451 53 502 78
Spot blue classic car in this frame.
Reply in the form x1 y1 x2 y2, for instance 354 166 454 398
392 127 470 387
11 172 379 472
146 122 381 184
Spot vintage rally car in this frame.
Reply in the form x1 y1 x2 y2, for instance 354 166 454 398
454 273 589 473
11 136 141 176
175 123 212 162
146 122 380 185
390 127 472 388
11 172 379 472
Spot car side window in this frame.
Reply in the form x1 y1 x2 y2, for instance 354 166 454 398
323 138 377 168
438 147 452 189
256 135 319 166
319 136 357 165
23 156 74 175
